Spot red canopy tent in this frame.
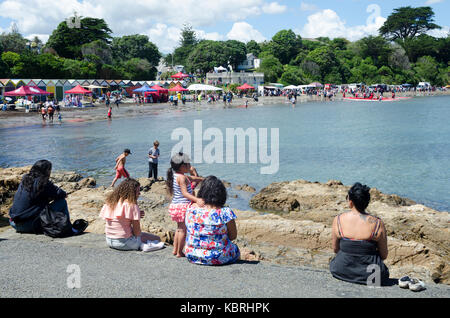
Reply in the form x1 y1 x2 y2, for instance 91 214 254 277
171 72 190 79
151 85 169 93
5 85 52 96
169 84 189 92
237 83 255 90
144 85 169 103
65 85 92 94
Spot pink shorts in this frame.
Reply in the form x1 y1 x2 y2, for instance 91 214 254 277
168 203 191 223
115 167 130 179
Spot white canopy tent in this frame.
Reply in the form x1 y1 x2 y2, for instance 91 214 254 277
188 84 223 91
283 85 298 90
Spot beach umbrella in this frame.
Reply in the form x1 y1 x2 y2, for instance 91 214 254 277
309 82 323 88
169 84 189 92
65 85 92 94
237 83 255 90
171 72 190 79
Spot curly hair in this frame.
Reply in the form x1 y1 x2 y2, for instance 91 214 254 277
106 178 141 209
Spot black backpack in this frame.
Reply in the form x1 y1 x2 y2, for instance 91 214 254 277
39 205 74 238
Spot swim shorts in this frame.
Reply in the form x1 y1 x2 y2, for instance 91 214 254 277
115 167 130 179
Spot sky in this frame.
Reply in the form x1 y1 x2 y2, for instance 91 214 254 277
0 0 448 54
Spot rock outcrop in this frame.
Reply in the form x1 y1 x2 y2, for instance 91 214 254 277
1 167 449 285
248 179 449 284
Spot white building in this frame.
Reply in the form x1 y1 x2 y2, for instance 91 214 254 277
237 53 261 71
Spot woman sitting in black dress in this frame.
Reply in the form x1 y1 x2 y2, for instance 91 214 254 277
330 183 389 286
9 160 88 235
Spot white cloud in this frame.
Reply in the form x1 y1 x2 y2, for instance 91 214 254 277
262 2 287 14
0 0 284 53
300 2 319 12
226 22 266 43
425 0 444 4
427 25 450 37
299 5 386 41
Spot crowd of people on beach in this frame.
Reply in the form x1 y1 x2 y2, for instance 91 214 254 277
10 137 425 288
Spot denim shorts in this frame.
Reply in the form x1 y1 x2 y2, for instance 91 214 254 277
106 236 141 251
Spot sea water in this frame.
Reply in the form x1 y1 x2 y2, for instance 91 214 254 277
1 95 449 212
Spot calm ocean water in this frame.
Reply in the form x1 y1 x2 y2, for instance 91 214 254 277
1 95 449 212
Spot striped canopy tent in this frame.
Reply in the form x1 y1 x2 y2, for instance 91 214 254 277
131 81 141 86
0 81 4 97
122 80 132 87
146 81 156 87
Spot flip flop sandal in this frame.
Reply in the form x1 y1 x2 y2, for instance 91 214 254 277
399 276 411 289
408 278 426 292
72 219 89 235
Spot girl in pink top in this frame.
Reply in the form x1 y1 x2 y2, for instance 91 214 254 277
100 178 163 252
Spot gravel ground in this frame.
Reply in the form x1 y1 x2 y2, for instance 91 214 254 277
0 230 449 298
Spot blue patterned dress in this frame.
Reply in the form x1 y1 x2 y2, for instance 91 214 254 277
185 206 240 265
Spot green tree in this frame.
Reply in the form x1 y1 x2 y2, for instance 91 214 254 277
1 51 24 76
257 54 283 83
82 40 112 64
355 36 392 68
0 30 28 53
246 40 261 57
305 46 341 81
264 30 302 64
121 58 156 80
414 55 439 84
179 24 198 47
46 17 112 59
111 35 161 66
280 65 306 85
379 6 441 42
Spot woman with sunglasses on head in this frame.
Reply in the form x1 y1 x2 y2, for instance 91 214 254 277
330 182 389 286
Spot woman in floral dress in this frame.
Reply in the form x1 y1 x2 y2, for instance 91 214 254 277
185 176 240 265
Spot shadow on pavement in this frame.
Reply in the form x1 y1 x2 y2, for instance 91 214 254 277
236 259 260 265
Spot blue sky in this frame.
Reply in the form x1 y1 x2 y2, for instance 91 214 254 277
0 0 448 53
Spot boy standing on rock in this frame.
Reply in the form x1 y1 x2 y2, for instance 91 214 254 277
111 149 131 187
148 141 160 179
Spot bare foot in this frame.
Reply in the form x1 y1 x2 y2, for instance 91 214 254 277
176 252 185 258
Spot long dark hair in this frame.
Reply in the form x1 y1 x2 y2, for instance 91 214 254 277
166 152 190 195
22 160 52 198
